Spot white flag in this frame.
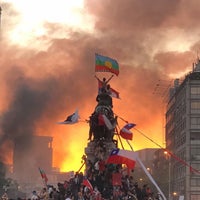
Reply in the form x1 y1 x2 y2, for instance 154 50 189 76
57 110 79 124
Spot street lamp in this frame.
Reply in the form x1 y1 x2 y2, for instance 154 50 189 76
173 192 177 196
164 151 171 200
172 192 177 200
147 167 151 174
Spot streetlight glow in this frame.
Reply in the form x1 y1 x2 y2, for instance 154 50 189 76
173 192 177 196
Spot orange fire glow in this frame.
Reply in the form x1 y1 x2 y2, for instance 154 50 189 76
0 0 198 174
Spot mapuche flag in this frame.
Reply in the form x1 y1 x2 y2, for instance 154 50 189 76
95 53 119 76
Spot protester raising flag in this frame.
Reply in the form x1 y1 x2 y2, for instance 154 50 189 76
82 177 93 192
107 148 137 169
120 123 136 140
95 53 119 76
96 77 120 99
57 109 79 124
38 167 48 184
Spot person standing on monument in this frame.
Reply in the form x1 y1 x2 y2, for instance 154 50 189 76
95 74 114 93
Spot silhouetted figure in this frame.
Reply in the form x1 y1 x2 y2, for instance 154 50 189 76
95 75 114 93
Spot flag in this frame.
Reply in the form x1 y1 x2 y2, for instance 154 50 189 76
39 167 48 184
95 53 119 76
98 114 105 126
82 177 93 192
107 148 137 169
98 114 113 130
112 172 122 186
120 123 136 140
57 110 79 124
102 114 113 130
109 87 120 99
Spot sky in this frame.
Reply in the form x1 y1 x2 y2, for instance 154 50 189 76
0 0 200 173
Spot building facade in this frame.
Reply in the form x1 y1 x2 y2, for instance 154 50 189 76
13 135 53 185
165 60 200 199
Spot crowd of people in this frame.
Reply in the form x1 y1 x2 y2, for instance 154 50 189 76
27 173 161 200
0 169 162 200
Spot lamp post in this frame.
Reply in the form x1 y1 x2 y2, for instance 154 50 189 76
164 151 171 200
147 167 152 174
172 192 177 200
169 156 171 200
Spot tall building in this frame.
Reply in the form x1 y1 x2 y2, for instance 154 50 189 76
165 59 200 199
13 135 53 185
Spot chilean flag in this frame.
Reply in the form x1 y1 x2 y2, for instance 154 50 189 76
82 177 93 192
57 110 79 124
120 123 136 140
38 167 48 184
107 148 137 169
98 114 113 130
112 172 122 186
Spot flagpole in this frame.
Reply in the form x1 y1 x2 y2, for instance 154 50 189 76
77 161 85 173
134 127 200 174
116 125 124 149
126 140 167 200
38 167 48 189
42 178 48 189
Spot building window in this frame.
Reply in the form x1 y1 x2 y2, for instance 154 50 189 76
191 163 200 171
191 86 200 96
191 132 200 144
191 132 200 140
191 178 200 187
191 147 200 160
191 118 200 129
191 194 200 200
191 101 200 114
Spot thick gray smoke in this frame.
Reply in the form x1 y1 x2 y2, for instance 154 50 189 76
1 0 200 171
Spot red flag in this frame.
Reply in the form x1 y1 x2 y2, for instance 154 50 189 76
112 172 122 186
39 167 48 184
120 123 136 140
99 160 106 171
82 177 93 192
107 148 136 169
98 114 105 126
109 87 120 99
98 114 113 130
